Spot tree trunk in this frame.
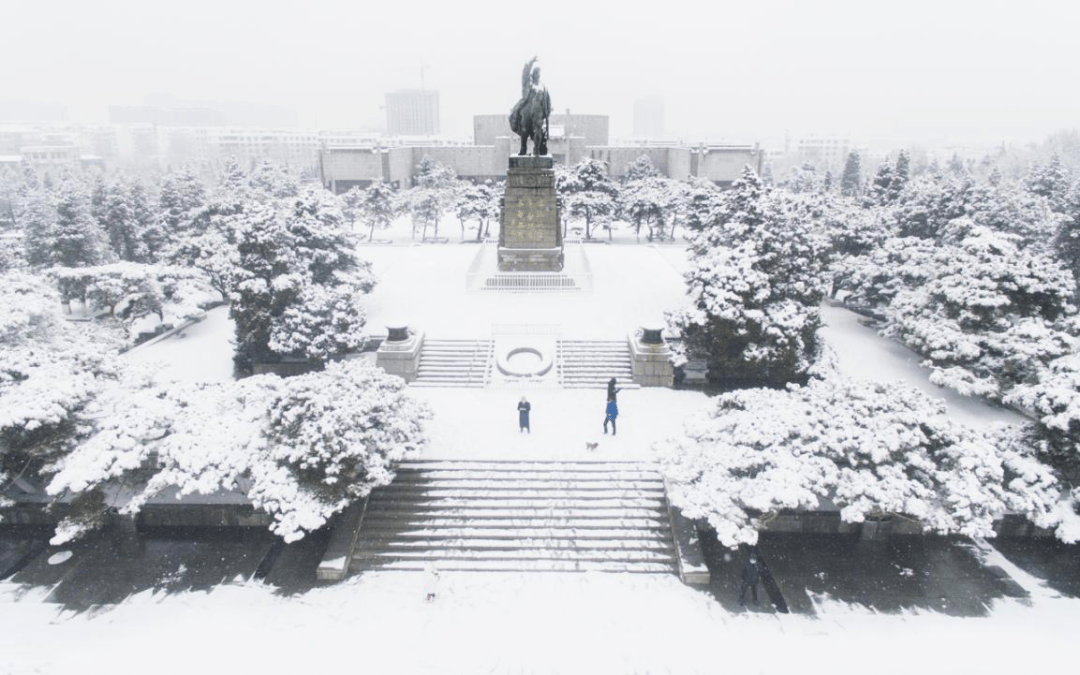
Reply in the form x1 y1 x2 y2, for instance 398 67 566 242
369 221 376 242
477 218 485 242
585 212 592 240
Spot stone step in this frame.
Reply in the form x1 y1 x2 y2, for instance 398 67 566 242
356 516 669 529
351 559 678 573
355 538 676 552
355 528 675 541
355 547 674 562
392 470 661 483
395 461 658 473
365 507 667 521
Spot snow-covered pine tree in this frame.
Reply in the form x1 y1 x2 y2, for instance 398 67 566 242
840 151 862 197
624 154 661 181
566 158 619 240
657 376 1061 548
868 158 895 206
19 187 57 269
885 218 1076 399
46 359 431 543
230 187 375 371
159 168 208 235
101 178 148 263
1025 154 1071 212
53 178 109 269
666 166 827 386
250 160 300 201
620 176 673 242
360 181 397 242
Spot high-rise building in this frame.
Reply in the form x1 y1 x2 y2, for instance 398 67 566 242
385 90 440 136
633 96 664 140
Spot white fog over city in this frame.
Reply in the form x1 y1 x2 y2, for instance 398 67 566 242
1 1 1079 674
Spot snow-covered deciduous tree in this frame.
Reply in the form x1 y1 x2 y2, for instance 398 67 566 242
667 167 827 386
657 377 1061 548
46 360 430 543
884 218 1076 400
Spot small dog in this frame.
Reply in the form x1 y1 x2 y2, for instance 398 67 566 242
585 441 599 451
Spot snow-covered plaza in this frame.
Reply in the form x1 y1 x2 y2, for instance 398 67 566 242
4 235 1078 675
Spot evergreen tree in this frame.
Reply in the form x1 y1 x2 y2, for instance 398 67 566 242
624 154 661 181
891 149 911 199
19 188 57 269
667 167 826 386
129 179 164 262
229 187 375 371
840 151 862 197
360 181 397 242
1053 180 1080 287
566 158 618 240
159 168 207 235
1026 154 1071 212
868 159 894 205
53 179 108 269
250 160 300 200
101 178 147 262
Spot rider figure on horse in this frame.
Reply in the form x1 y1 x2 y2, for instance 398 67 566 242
509 56 551 156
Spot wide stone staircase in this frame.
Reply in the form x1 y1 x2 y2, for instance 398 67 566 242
557 339 638 390
348 460 678 574
413 339 493 387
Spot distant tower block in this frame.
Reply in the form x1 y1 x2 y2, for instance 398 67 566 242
498 156 563 272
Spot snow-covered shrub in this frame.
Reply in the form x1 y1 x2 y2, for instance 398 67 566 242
885 218 1076 399
666 167 828 385
47 360 430 542
657 377 1059 548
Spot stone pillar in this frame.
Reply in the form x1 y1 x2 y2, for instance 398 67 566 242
375 324 424 383
498 155 563 272
628 326 674 387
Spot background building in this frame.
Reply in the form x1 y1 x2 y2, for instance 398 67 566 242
385 90 440 136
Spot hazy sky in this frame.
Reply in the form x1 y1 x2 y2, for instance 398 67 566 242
5 0 1079 150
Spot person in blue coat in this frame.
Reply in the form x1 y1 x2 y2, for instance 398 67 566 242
603 398 618 435
518 396 531 433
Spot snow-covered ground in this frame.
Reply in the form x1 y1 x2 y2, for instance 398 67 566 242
2 568 1076 675
9 242 1067 675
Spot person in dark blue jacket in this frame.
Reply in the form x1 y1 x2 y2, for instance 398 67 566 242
603 398 618 435
518 396 531 433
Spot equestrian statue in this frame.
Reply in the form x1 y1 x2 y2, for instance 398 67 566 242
509 56 552 156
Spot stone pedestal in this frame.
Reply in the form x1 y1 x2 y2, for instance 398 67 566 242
498 155 563 272
375 328 424 383
629 328 675 387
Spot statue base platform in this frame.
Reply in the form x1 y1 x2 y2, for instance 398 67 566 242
497 247 564 272
508 155 554 169
499 156 561 273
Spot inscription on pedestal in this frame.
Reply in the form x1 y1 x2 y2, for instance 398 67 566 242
499 157 562 272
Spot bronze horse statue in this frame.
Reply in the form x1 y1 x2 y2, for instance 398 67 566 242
509 57 551 156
